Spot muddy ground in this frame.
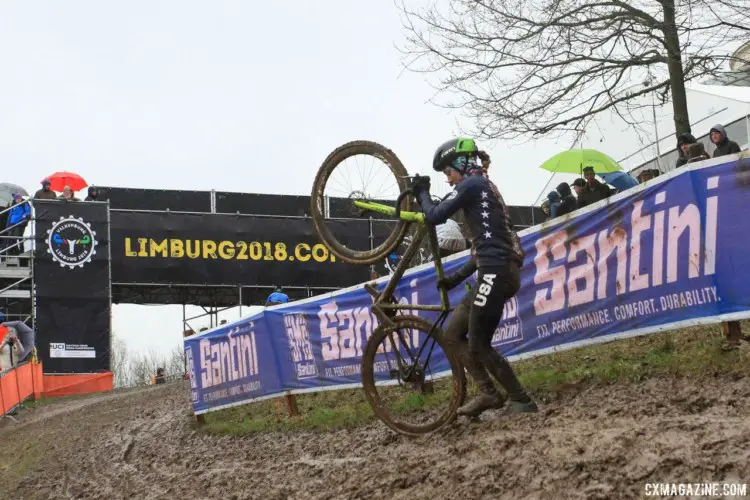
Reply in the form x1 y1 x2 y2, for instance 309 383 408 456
1 376 749 500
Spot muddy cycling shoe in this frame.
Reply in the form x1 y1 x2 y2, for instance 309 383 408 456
457 392 506 418
508 396 539 414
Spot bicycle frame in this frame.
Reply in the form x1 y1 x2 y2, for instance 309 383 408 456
355 194 452 330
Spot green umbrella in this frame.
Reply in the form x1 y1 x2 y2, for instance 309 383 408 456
539 149 623 175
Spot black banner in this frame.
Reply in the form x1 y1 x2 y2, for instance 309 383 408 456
97 186 211 212
215 192 311 217
109 211 372 288
33 200 112 373
97 186 541 227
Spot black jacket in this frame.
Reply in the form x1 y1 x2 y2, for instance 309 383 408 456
577 179 611 208
555 183 577 217
417 174 523 269
710 124 742 158
84 187 98 202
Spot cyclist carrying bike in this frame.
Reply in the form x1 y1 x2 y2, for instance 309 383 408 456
411 137 538 417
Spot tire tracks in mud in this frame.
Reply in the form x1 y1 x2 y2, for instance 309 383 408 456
2 377 749 499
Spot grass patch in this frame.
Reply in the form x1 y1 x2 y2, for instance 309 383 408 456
203 322 749 435
24 392 94 408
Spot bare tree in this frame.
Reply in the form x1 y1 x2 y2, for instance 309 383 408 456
110 335 132 388
110 334 186 388
398 0 750 140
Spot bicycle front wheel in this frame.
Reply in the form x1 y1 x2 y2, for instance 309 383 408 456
310 141 412 265
361 315 466 437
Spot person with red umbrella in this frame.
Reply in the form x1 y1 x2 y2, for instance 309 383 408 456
45 171 88 193
57 186 81 202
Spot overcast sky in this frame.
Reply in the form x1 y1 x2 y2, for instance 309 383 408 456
1 0 707 360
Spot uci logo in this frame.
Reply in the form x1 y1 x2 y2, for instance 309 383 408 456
46 216 98 269
50 343 65 350
473 274 496 307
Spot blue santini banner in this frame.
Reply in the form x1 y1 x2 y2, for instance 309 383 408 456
185 154 750 415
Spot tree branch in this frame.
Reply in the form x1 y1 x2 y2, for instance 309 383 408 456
397 0 750 139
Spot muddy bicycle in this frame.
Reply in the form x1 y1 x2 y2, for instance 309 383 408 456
310 141 467 436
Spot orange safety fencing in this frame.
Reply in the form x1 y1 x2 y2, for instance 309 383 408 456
1 361 116 417
0 360 43 417
42 372 113 398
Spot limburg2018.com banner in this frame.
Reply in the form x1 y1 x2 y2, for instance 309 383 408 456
108 211 373 288
184 154 750 415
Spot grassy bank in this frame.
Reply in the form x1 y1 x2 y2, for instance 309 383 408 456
202 323 749 435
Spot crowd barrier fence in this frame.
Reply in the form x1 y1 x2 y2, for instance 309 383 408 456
182 152 749 416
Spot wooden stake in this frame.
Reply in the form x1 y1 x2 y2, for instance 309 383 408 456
285 394 300 417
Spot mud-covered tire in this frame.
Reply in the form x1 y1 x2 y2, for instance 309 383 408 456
361 315 466 437
310 140 412 264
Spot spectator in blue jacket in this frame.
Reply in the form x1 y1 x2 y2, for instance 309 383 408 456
5 194 30 256
265 286 289 306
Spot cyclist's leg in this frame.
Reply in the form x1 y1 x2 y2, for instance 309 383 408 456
449 289 507 417
443 291 500 400
467 264 536 415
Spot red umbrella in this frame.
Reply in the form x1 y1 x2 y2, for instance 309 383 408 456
44 171 88 192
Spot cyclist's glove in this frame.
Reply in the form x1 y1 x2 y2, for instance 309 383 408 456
411 175 431 197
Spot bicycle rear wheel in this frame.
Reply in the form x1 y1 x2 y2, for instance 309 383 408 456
310 140 412 265
361 315 466 436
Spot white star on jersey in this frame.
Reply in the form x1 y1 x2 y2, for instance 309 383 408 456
481 191 489 199
482 222 490 227
481 201 489 208
481 211 489 218
484 231 492 239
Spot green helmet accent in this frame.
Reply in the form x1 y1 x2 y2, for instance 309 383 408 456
433 137 479 172
455 137 477 154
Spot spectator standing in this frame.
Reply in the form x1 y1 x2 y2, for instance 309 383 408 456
710 124 742 158
554 182 577 217
5 195 31 256
84 186 99 201
637 170 654 183
266 285 289 306
58 186 80 202
687 143 710 163
577 166 612 208
545 191 562 219
34 179 57 200
0 325 25 371
571 178 586 200
540 199 550 221
675 133 698 168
